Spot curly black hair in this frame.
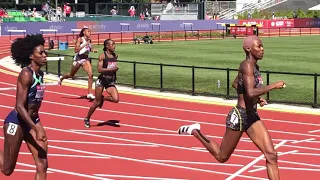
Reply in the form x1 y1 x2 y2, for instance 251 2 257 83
11 34 45 67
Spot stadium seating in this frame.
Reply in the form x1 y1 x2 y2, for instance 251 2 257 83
2 10 47 22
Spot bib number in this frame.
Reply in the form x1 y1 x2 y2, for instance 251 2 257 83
107 62 117 69
7 123 18 136
35 90 45 99
230 111 239 125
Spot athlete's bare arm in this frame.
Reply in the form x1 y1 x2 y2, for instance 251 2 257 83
241 61 278 98
15 69 38 131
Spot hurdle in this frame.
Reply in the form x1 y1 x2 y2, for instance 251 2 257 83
40 29 58 37
182 23 193 40
71 29 82 39
120 23 130 32
40 29 58 49
151 23 161 42
120 23 130 44
45 56 65 78
7 29 26 41
0 81 60 91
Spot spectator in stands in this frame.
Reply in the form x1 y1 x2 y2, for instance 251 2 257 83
205 12 211 20
163 1 174 14
139 13 145 21
144 8 150 18
22 9 28 17
272 12 275 19
154 15 160 21
110 6 117 15
56 6 62 20
32 8 42 18
0 8 4 18
42 1 50 16
293 11 298 18
0 8 9 18
64 3 71 17
128 6 136 17
27 8 33 17
215 13 220 20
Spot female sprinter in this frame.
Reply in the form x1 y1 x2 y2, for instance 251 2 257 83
177 36 286 180
83 39 119 128
0 34 48 179
59 27 97 99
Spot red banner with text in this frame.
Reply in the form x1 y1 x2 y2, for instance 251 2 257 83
238 19 295 29
230 27 254 35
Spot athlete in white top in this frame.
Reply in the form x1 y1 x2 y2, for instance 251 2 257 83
59 27 98 99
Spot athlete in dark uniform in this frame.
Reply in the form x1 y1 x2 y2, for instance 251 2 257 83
83 39 119 128
0 34 48 179
177 36 285 180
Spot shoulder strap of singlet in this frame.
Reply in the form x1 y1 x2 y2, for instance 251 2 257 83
81 37 86 44
104 51 108 60
30 69 44 88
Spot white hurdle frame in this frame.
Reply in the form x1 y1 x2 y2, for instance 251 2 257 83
8 29 26 41
45 56 65 78
0 82 60 91
71 29 82 39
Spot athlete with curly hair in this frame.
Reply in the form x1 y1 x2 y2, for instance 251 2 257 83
0 34 48 179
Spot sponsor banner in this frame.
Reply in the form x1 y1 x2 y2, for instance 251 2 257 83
238 19 294 29
75 19 239 32
0 20 239 36
230 26 254 35
0 21 77 36
294 18 320 27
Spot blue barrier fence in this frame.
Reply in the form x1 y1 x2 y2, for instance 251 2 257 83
0 20 238 36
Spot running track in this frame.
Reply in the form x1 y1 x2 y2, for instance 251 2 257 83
1 35 320 180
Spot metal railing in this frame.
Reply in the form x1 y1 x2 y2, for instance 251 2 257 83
44 27 320 108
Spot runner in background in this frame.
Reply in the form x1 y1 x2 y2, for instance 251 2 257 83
59 27 98 100
83 39 119 128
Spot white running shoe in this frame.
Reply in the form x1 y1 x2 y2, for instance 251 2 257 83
177 123 201 135
87 93 95 99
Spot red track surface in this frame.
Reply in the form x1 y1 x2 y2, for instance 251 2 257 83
1 32 320 180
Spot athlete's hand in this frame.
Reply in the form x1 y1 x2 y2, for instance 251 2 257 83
93 49 98 53
272 81 286 89
36 128 47 142
112 66 119 71
259 98 268 107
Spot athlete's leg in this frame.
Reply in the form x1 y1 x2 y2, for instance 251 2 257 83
82 60 94 98
192 127 243 162
0 123 24 176
84 85 104 128
59 62 81 83
24 121 48 180
104 86 119 103
246 120 279 180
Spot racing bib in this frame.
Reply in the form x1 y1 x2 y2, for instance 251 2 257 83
107 62 117 69
35 85 45 99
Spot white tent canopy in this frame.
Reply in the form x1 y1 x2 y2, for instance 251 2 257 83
308 4 320 10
